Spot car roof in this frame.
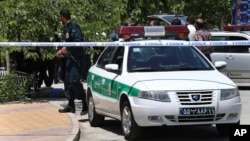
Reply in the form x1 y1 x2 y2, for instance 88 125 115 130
240 31 250 36
217 25 250 36
209 31 250 40
210 31 250 35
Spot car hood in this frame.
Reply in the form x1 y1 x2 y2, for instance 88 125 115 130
129 71 236 90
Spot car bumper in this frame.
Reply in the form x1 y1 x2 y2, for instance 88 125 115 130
129 96 242 127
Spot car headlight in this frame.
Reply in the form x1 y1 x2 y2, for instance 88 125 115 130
139 91 171 102
220 89 239 100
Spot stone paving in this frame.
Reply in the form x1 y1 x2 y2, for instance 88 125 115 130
0 96 79 141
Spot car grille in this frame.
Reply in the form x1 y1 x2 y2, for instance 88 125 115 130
176 91 214 105
165 114 225 122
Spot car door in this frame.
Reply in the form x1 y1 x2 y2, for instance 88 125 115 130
101 47 124 115
211 35 250 83
92 47 116 111
210 36 228 75
226 36 250 83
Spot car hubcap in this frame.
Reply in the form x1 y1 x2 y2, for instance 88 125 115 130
122 106 131 135
88 98 94 121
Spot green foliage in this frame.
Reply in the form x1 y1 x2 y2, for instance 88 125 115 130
118 0 234 28
0 0 60 61
0 73 31 103
0 0 124 61
122 0 167 25
179 0 234 28
0 0 235 63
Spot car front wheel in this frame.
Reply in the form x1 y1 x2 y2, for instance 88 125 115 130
88 96 104 127
121 101 142 140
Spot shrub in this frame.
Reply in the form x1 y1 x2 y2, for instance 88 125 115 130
0 73 32 103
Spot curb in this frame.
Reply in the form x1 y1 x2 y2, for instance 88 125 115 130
66 113 81 141
50 101 81 141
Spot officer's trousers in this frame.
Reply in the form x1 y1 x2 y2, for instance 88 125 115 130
64 56 86 102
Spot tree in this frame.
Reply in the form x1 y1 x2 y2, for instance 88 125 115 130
121 0 234 28
0 0 61 62
0 0 235 68
0 0 126 70
179 0 234 29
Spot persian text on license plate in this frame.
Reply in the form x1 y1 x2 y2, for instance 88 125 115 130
179 107 215 115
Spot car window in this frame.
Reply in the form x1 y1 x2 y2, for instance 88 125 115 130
162 16 187 25
229 36 249 53
127 46 213 72
110 47 124 71
96 47 116 68
211 36 229 52
212 36 249 53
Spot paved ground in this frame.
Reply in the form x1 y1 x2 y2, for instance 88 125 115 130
0 83 80 141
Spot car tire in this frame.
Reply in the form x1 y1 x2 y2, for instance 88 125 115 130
216 121 240 136
88 96 104 127
121 101 142 140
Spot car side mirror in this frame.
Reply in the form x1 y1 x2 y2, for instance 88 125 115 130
214 61 227 70
105 64 119 73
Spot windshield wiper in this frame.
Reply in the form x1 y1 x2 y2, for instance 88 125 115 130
164 65 201 71
129 67 165 72
129 65 211 72
129 67 155 72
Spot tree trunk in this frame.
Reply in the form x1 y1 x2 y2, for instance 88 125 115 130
5 50 10 75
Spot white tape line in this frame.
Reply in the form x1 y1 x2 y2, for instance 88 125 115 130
0 41 250 47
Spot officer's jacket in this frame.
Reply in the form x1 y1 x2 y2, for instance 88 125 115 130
64 20 85 57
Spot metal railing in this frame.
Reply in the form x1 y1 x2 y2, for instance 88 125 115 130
0 67 7 79
0 68 37 103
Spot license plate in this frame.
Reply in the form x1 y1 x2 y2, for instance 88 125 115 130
179 107 215 115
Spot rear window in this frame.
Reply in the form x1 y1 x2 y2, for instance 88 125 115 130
162 16 187 25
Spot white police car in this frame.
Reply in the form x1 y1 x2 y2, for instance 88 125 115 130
86 26 242 140
211 25 250 86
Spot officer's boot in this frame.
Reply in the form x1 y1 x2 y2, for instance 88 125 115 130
80 99 88 115
59 99 75 113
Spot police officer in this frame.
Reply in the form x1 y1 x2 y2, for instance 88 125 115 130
57 9 88 115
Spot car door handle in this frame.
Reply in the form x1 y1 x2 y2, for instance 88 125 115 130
226 55 234 60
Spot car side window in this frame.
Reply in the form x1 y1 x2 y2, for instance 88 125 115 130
111 47 124 71
96 47 115 68
229 36 249 53
211 36 229 52
212 36 249 53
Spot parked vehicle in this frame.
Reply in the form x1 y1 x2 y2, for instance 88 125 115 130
86 25 242 140
210 25 250 86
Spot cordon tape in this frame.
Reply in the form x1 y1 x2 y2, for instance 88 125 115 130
0 40 250 47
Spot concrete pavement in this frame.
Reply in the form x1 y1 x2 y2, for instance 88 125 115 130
0 83 82 141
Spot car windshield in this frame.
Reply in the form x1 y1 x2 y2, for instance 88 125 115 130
127 46 214 72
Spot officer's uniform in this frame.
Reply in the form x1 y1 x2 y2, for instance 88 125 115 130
63 20 87 112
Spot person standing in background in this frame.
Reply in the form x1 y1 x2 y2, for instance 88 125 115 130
186 16 196 41
171 18 181 25
53 29 66 84
149 19 160 26
207 20 219 31
195 18 214 61
57 9 88 115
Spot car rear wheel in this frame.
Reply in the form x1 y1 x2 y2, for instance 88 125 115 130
88 96 104 127
121 101 142 140
216 121 240 136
